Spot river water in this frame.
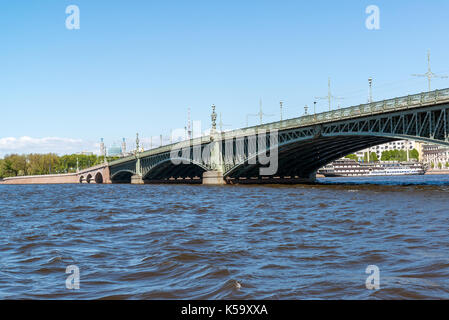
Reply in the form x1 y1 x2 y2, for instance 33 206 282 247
1 175 449 299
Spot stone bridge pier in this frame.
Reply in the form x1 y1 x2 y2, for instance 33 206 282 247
129 132 226 185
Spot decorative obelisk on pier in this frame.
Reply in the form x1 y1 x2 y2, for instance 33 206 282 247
202 104 225 185
131 133 145 184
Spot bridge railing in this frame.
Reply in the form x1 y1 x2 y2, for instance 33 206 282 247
147 88 449 145
272 88 449 131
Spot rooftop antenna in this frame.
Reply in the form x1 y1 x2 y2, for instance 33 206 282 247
412 49 448 92
315 77 344 111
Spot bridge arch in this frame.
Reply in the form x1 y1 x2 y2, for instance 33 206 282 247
110 170 135 184
94 172 103 184
224 134 400 180
224 103 449 181
86 174 92 184
79 176 84 184
323 131 449 148
142 157 208 181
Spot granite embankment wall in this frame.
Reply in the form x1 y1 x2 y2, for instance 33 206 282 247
0 173 79 185
0 165 111 185
425 170 449 175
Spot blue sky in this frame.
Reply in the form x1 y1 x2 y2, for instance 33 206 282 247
1 0 449 155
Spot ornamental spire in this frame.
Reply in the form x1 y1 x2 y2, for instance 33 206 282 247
211 105 217 131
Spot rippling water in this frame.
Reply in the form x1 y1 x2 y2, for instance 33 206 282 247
1 175 449 299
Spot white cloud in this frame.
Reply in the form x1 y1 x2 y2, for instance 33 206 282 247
0 136 99 157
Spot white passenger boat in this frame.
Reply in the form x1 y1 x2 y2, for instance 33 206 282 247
318 159 426 177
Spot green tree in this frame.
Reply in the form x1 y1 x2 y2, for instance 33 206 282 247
381 149 412 162
0 159 4 178
27 153 59 175
345 154 358 161
1 153 114 177
409 149 419 161
363 152 378 162
1 154 27 177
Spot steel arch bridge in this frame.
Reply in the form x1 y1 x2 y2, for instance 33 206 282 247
109 143 212 183
108 89 449 184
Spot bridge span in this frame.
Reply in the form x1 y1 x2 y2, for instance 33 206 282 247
2 88 449 185
108 88 449 185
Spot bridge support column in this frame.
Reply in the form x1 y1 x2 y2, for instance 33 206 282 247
203 127 225 185
202 171 225 185
131 154 144 184
131 174 144 184
303 171 317 184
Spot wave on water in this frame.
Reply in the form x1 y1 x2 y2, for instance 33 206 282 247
1 178 449 299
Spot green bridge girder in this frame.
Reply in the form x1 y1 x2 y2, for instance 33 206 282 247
109 89 449 184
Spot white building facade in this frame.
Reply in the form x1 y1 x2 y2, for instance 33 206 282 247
421 144 449 168
353 140 421 161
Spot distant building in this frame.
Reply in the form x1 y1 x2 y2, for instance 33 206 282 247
107 145 122 157
353 140 422 161
422 144 449 167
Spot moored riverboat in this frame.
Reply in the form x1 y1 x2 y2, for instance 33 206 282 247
318 159 426 177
